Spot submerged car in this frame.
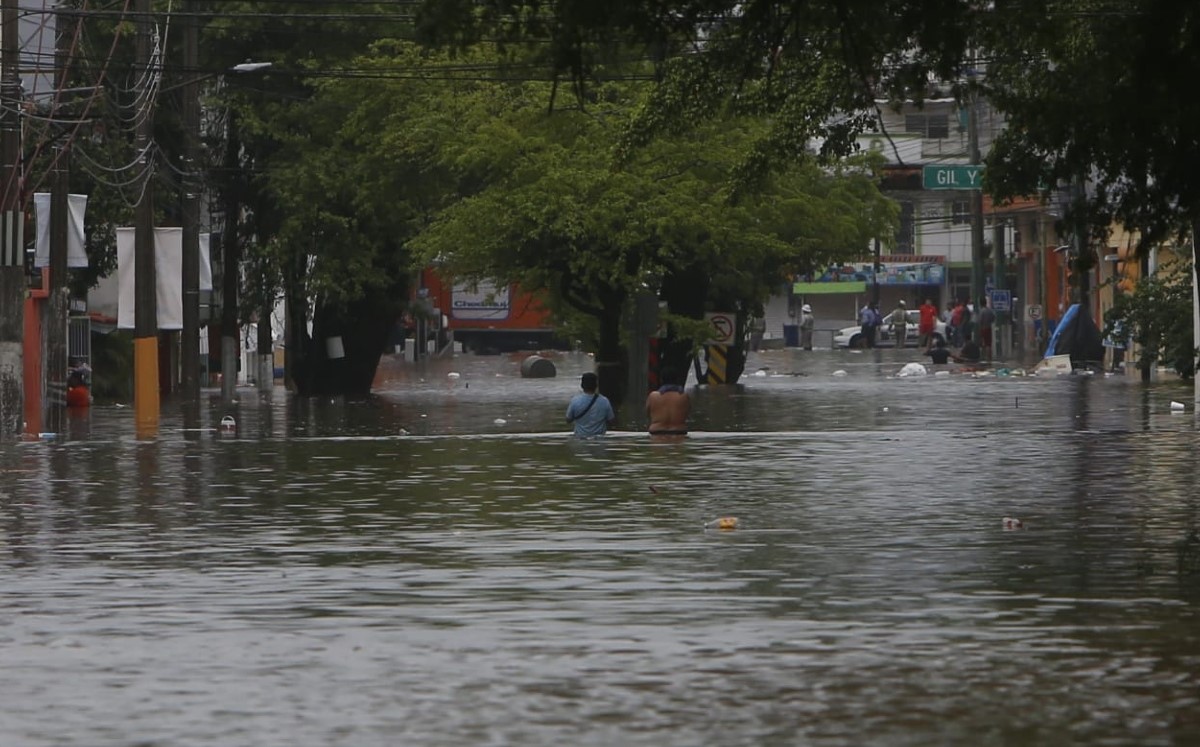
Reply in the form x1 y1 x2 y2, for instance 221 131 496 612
834 309 948 348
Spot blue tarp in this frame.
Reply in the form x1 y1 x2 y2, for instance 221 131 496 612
1043 303 1105 364
1043 304 1079 358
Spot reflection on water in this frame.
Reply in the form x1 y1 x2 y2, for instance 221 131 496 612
2 349 1198 746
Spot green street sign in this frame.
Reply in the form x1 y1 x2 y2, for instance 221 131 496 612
922 164 983 190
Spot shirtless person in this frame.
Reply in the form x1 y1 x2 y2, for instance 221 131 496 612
646 366 690 439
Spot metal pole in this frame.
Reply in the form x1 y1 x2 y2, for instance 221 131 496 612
968 87 985 338
133 0 159 433
992 217 1005 359
872 236 881 305
0 0 24 437
180 6 200 403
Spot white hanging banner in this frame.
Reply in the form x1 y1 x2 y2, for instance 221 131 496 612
33 192 89 268
116 227 213 330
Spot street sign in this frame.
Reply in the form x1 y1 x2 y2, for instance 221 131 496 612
1026 304 1043 321
990 289 1012 312
704 312 737 345
922 164 983 190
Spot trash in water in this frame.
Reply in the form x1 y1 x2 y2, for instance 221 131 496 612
447 372 461 380
219 415 237 430
1170 401 1186 412
1002 517 1024 531
493 418 507 425
832 370 848 377
897 362 927 378
705 517 739 531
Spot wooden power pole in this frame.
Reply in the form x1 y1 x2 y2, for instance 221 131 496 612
133 0 159 433
0 0 24 437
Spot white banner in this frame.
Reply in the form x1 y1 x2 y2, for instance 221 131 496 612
116 227 213 330
33 192 89 268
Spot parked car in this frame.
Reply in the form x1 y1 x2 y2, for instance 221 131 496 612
833 309 948 348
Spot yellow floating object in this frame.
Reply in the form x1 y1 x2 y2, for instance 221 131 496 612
707 516 739 530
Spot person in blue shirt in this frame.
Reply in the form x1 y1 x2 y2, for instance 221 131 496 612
566 372 616 438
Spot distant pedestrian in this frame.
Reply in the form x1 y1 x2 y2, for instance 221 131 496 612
887 300 908 348
950 300 968 345
859 302 881 348
799 304 815 350
918 298 938 350
858 303 871 348
566 372 616 438
977 297 996 362
749 315 766 351
956 339 983 365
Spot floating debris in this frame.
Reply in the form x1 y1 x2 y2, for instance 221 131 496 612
705 516 739 531
219 415 237 431
832 370 848 377
1170 400 1186 412
1002 517 1024 531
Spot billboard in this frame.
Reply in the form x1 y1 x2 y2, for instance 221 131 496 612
451 280 511 320
793 255 945 294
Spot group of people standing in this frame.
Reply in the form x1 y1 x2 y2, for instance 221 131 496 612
858 295 996 365
857 300 913 348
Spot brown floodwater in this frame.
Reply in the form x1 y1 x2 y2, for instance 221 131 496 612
2 348 1198 746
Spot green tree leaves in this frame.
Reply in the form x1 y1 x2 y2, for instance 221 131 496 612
1104 261 1196 379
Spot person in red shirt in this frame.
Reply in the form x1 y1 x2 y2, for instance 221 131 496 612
917 297 939 351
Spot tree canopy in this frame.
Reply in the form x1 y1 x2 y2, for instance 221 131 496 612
272 40 894 400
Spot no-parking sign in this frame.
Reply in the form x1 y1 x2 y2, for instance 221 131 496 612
705 312 737 345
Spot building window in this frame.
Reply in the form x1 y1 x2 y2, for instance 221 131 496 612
948 200 970 226
896 201 915 253
905 113 950 139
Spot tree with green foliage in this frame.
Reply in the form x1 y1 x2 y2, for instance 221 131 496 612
1104 261 1196 380
976 0 1200 325
354 46 894 403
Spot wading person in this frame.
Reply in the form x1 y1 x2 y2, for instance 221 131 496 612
646 366 690 440
566 372 616 438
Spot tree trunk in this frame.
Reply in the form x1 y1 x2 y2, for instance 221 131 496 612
285 250 408 397
288 294 396 397
595 294 627 409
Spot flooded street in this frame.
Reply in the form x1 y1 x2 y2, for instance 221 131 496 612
3 349 1199 746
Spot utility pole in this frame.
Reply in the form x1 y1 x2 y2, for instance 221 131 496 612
133 0 159 433
180 3 200 404
219 109 240 402
0 0 24 437
46 148 68 433
45 8 76 437
991 218 1005 360
872 236 881 305
968 85 986 338
1073 177 1090 312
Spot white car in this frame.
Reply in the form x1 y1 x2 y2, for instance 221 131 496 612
834 309 948 348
